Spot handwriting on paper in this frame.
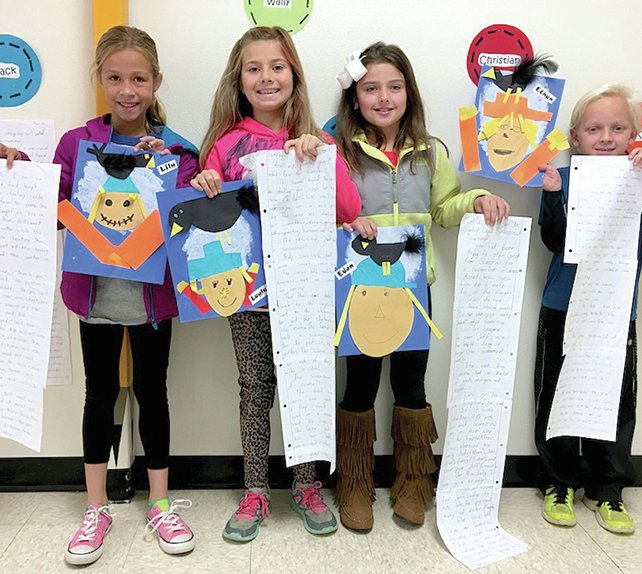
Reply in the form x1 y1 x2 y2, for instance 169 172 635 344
0 119 56 163
448 215 531 405
563 259 637 354
0 159 60 451
565 156 642 264
550 156 641 442
46 232 72 386
254 146 337 471
547 347 626 441
438 214 531 569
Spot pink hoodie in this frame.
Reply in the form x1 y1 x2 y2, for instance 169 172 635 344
203 117 361 224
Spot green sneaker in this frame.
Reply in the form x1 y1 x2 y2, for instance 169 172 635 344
291 481 338 535
583 497 635 534
542 486 576 526
223 488 271 542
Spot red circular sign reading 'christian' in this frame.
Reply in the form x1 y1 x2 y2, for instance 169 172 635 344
466 24 533 85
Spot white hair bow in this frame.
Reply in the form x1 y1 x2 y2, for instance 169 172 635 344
336 49 367 89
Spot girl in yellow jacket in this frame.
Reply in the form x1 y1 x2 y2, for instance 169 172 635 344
334 42 509 531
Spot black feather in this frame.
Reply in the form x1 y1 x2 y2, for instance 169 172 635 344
509 53 558 90
401 231 424 254
235 187 259 214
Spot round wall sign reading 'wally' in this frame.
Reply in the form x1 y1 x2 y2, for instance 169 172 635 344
466 24 532 85
0 35 42 107
244 0 314 34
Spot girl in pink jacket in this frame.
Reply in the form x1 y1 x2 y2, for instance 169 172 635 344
192 26 360 542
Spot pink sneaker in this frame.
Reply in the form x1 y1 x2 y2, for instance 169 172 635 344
64 504 113 565
145 499 195 554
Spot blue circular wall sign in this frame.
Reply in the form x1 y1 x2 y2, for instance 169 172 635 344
0 35 42 107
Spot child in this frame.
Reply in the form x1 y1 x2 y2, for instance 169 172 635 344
57 26 199 565
191 26 361 542
333 42 510 530
536 84 642 534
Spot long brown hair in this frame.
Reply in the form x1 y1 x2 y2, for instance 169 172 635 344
199 26 320 166
93 25 166 128
336 42 439 174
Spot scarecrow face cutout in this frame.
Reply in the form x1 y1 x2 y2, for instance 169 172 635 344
95 188 146 230
486 115 530 171
345 233 424 358
86 144 155 231
349 285 414 357
187 240 250 317
199 267 246 317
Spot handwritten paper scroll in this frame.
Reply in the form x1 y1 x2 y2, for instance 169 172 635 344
0 119 55 163
0 159 60 451
253 146 337 471
0 120 72 386
547 156 642 441
438 215 531 570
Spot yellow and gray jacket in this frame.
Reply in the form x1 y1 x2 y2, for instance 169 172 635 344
350 133 489 284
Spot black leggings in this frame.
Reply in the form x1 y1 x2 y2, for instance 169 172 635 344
80 320 172 469
341 350 430 413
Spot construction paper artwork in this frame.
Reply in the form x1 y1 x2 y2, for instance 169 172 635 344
334 226 432 357
60 140 178 284
459 63 567 188
157 180 267 322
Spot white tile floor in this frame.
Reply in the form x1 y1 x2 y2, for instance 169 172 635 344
0 487 640 573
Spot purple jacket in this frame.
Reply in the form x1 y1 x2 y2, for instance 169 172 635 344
55 115 199 323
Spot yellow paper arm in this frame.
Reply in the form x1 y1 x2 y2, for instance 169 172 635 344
334 285 357 347
405 288 444 340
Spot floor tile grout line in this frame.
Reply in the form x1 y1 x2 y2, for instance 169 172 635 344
120 517 146 574
576 519 628 573
0 521 27 563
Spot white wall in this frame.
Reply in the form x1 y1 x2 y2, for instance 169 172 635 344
2 0 642 460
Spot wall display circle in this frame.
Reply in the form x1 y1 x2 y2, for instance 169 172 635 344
322 115 337 138
0 35 42 107
244 0 314 34
466 24 532 85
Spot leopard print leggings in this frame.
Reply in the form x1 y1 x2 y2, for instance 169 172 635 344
228 311 316 488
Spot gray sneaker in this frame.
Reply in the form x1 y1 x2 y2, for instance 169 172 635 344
223 488 271 542
290 481 338 535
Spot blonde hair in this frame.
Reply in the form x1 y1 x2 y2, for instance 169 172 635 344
93 26 166 128
570 83 640 132
199 26 320 166
336 42 436 174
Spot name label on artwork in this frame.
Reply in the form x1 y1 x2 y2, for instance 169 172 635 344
157 159 178 175
0 64 19 79
534 84 556 103
335 261 355 280
264 0 291 7
249 284 268 304
478 53 521 67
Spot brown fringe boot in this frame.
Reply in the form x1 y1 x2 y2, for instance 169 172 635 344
335 406 376 530
390 405 438 525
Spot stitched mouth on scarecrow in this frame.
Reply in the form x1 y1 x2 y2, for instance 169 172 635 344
96 192 145 229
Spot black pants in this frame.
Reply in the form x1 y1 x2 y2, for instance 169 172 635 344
534 307 637 500
80 320 172 469
341 350 430 412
